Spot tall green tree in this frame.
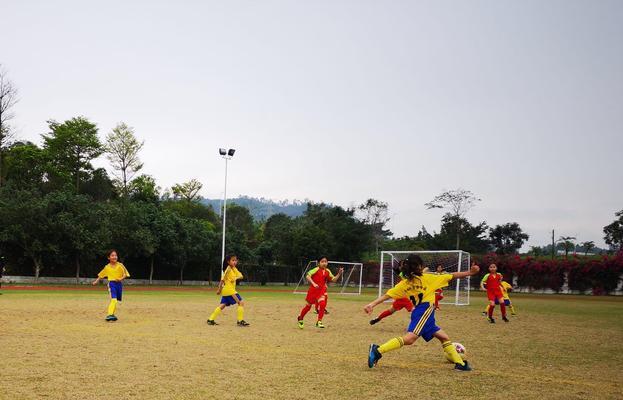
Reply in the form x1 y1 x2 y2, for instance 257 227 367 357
489 222 529 254
3 142 47 189
357 198 392 252
430 214 489 253
0 189 60 280
425 188 481 249
105 122 144 197
42 117 103 193
604 210 623 252
557 236 576 257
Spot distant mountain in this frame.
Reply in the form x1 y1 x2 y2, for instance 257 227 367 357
201 196 309 221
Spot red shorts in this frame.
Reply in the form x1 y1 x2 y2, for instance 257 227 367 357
305 287 326 304
392 297 414 312
487 288 504 302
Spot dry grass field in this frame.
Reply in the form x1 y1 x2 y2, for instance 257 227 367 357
1 286 622 400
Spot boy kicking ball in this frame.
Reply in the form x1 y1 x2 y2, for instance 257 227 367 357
365 255 479 371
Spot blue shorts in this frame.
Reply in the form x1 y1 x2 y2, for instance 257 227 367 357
220 293 242 306
494 298 511 306
108 281 123 301
407 302 439 342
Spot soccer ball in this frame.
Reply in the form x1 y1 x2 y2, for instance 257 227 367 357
445 342 467 362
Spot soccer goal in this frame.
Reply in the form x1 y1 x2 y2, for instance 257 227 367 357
293 260 364 295
379 250 471 305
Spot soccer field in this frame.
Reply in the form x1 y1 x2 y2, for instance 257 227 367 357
1 287 622 400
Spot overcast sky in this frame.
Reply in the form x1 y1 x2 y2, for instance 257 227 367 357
3 0 622 249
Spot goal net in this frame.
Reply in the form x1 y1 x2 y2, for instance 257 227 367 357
379 250 471 305
293 260 363 295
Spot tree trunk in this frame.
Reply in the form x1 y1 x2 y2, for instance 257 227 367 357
122 167 127 198
75 254 80 283
179 265 184 286
149 255 154 284
34 257 42 282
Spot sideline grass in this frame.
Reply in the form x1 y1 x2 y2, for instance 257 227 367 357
1 288 622 399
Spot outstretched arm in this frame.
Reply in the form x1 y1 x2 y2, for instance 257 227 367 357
452 263 480 281
331 268 344 282
364 294 391 314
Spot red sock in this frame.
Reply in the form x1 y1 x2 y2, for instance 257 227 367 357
488 304 494 318
500 303 507 317
299 304 311 319
317 300 327 320
378 309 393 320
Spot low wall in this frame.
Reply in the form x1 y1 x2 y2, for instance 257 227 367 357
0 275 291 287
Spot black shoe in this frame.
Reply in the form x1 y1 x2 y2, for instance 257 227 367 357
207 319 218 325
237 320 250 327
481 311 487 316
502 316 509 322
324 309 330 315
454 360 472 371
487 317 495 324
369 318 380 325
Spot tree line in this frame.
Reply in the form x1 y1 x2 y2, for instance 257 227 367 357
1 67 621 283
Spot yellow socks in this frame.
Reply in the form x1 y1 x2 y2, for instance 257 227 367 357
443 341 465 365
209 307 222 321
107 299 118 315
510 305 517 314
237 306 244 321
378 337 404 354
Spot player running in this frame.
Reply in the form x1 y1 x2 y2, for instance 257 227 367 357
297 256 343 329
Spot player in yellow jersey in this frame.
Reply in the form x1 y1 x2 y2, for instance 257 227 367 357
207 254 250 327
92 250 130 322
483 280 516 316
365 255 480 371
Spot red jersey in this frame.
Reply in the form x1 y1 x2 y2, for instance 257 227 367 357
482 272 503 291
307 266 335 290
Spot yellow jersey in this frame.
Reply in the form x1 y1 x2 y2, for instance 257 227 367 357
386 273 453 305
500 281 512 300
97 263 130 281
221 266 243 296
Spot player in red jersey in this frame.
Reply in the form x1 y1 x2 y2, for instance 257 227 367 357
297 256 343 329
480 263 509 323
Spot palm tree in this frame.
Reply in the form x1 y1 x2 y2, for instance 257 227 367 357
557 236 576 257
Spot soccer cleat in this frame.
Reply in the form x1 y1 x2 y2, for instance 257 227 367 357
315 321 325 329
369 318 380 325
324 309 330 315
206 319 218 325
502 316 509 322
237 320 250 327
314 309 318 314
511 312 517 316
368 344 382 368
487 317 495 324
298 319 304 329
481 311 487 316
105 315 116 322
454 360 472 371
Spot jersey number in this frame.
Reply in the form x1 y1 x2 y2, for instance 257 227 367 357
409 293 423 307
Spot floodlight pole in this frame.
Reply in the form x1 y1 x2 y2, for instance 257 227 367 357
220 149 235 272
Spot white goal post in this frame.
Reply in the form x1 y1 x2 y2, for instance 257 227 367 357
293 260 364 295
379 250 471 306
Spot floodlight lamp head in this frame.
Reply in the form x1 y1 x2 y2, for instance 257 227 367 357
219 148 227 156
228 149 236 156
